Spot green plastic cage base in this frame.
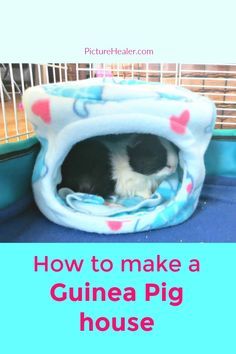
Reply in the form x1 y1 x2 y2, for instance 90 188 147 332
0 137 38 156
213 128 236 137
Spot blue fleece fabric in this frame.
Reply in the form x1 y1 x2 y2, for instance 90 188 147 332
0 176 235 242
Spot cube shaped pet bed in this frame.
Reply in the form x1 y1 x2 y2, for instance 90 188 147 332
22 78 216 234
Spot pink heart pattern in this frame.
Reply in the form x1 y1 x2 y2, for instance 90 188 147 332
106 221 124 231
32 99 51 124
186 183 193 194
170 110 190 134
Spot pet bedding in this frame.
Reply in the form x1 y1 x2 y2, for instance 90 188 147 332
22 78 216 234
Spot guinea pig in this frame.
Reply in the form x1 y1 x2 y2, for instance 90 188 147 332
127 134 168 175
59 138 115 198
110 134 178 199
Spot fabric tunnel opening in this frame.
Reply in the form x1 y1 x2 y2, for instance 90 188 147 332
56 132 182 218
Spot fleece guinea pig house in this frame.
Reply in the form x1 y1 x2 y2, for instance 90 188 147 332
22 78 216 234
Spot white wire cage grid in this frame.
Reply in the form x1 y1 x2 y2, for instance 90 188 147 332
1 63 236 144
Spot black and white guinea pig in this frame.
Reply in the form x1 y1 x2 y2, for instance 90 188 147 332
109 134 178 199
59 134 178 200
